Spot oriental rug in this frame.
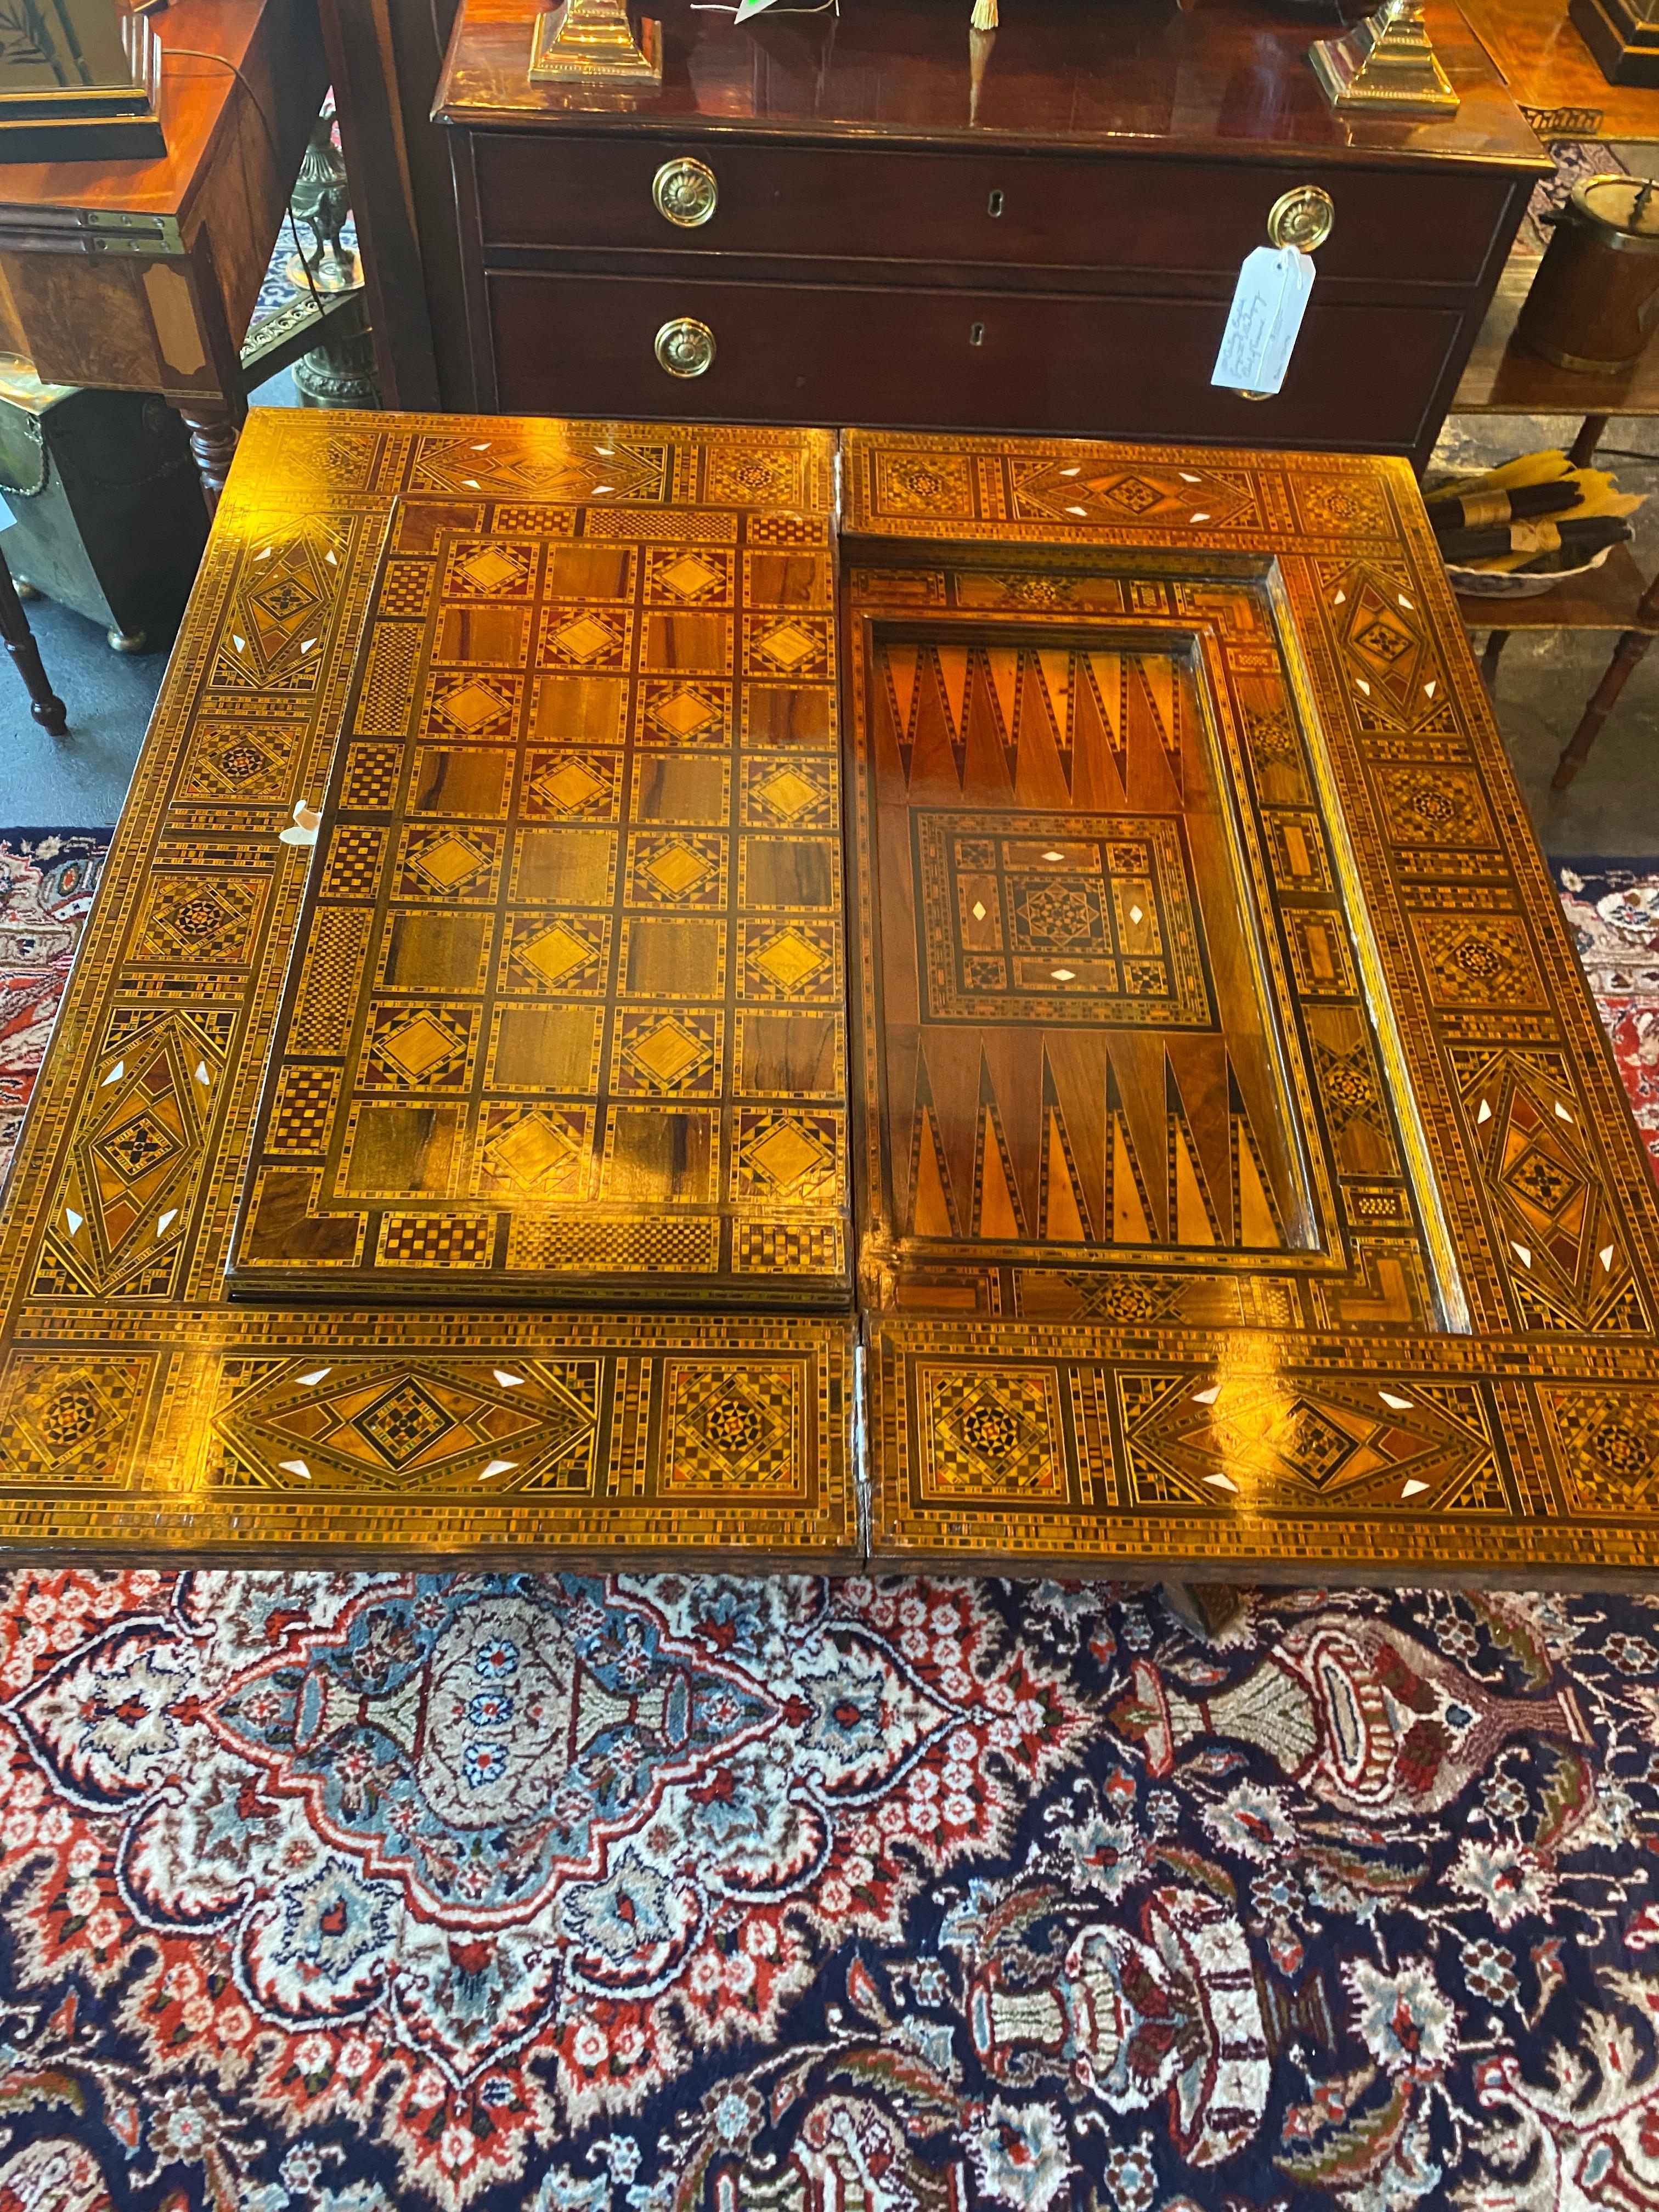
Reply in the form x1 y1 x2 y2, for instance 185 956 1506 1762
1556 861 1659 1185
0 1567 1648 2212
0 834 107 1194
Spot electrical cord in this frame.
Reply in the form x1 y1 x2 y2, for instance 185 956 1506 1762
161 48 333 325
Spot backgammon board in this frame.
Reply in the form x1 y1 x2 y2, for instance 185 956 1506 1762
2 409 1658 1584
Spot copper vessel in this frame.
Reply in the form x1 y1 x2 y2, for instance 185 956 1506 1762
1518 174 1659 374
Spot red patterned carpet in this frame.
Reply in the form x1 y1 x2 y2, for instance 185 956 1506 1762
1556 862 1659 1185
0 835 106 1196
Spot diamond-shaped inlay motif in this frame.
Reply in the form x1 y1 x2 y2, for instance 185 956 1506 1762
249 573 319 625
355 1378 455 1469
408 832 489 892
168 890 232 940
752 620 819 673
519 921 595 988
1272 1401 1362 1491
437 681 508 732
377 1013 464 1082
550 613 620 665
627 1018 710 1088
1099 475 1166 516
754 768 820 821
656 552 725 601
641 841 714 898
531 758 610 816
1505 1147 1583 1218
458 546 524 595
214 739 272 785
490 1112 581 1190
750 926 828 992
94 1110 180 1183
747 1120 828 1190
646 687 724 741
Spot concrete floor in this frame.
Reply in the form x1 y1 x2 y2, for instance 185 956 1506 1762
0 398 1653 861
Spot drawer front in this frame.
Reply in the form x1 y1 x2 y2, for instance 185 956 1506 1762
486 272 1463 453
472 133 1516 290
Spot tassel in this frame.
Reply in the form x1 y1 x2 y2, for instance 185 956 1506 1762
970 0 997 29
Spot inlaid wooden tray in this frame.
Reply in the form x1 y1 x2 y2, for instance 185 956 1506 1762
840 432 1659 1578
226 480 850 1305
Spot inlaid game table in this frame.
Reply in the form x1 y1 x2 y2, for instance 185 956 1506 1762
5 408 1659 1586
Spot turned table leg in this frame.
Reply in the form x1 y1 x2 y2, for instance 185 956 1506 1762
1553 569 1659 792
177 403 240 517
0 543 66 736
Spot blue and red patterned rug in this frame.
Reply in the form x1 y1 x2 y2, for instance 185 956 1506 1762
0 849 1655 2208
0 1568 1651 2212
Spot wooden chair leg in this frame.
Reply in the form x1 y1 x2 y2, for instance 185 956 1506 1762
1481 628 1510 691
1554 567 1659 792
1570 412 1610 469
1554 627 1655 789
0 542 66 736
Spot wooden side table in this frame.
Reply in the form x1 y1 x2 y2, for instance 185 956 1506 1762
1451 263 1659 788
0 0 329 510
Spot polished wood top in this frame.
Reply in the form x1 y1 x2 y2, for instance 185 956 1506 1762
435 0 1546 170
1459 0 1659 140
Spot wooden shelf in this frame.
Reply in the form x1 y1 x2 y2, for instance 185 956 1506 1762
1453 262 1659 416
1455 538 1657 629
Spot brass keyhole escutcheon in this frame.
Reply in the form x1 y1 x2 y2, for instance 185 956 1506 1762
1267 184 1335 253
653 157 718 228
655 317 716 377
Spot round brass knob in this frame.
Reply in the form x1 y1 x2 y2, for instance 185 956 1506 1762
653 157 718 228
1267 185 1335 253
654 317 716 378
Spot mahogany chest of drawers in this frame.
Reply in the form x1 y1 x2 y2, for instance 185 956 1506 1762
435 0 1547 469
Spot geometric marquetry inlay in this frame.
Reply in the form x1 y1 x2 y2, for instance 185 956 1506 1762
228 499 850 1306
3 412 1659 1582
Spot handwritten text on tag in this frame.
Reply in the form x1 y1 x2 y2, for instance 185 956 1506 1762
1211 245 1315 398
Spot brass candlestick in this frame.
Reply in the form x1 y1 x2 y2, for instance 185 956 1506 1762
529 0 662 88
1309 0 1460 115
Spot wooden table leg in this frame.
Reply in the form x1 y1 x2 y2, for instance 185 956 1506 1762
1481 628 1509 691
177 403 240 517
0 542 66 736
1570 413 1609 469
1553 568 1659 791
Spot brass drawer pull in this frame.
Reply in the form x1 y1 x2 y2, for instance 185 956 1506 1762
653 157 718 228
1267 185 1335 254
655 317 716 377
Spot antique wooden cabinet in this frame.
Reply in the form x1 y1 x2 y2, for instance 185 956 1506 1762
3 408 1658 1591
432 0 1548 470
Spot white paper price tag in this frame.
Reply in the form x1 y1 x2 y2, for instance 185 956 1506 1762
1211 245 1315 399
